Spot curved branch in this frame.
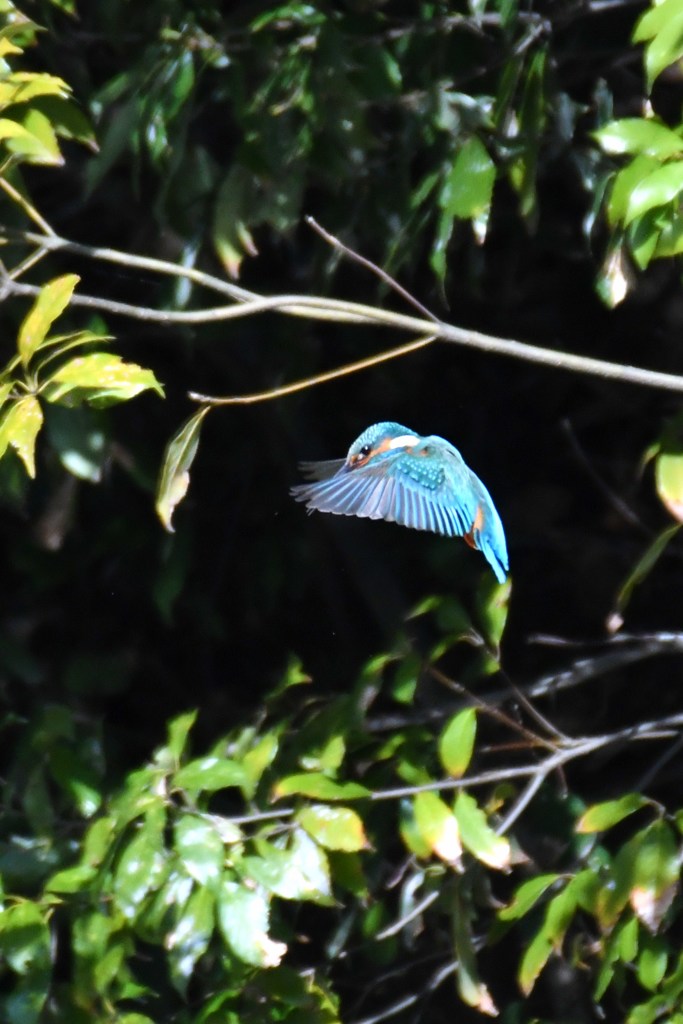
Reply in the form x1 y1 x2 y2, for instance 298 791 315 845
4 226 683 395
188 335 436 405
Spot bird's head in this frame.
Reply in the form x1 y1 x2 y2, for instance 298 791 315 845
345 422 420 469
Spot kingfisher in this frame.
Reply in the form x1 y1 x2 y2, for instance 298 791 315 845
291 422 508 582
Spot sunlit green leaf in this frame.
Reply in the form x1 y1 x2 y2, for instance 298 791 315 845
45 864 97 893
413 791 462 867
113 808 167 919
454 791 511 869
642 6 683 90
518 883 578 994
637 932 668 992
18 274 79 366
438 708 477 778
0 395 43 477
174 756 248 793
613 524 681 624
499 874 561 921
155 408 208 532
577 794 650 833
273 772 370 801
630 820 679 933
45 353 164 407
624 162 683 226
174 815 225 887
440 135 495 239
595 119 683 159
453 882 498 1015
167 885 215 996
217 878 286 967
297 804 369 852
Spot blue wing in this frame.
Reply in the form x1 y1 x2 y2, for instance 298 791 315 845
291 439 508 582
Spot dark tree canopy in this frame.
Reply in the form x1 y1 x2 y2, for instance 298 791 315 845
0 1 682 1022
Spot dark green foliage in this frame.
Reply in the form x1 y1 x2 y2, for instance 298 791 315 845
0 1 683 1022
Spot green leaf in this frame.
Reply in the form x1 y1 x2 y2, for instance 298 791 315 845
453 883 498 1016
607 155 659 226
155 408 208 532
45 864 97 893
624 162 683 225
0 901 51 1024
212 166 258 278
18 275 79 366
577 794 650 833
499 874 561 921
157 709 198 765
0 396 43 477
44 353 164 407
296 804 369 852
217 879 287 967
167 885 215 996
630 820 680 932
413 791 462 866
614 524 681 624
241 731 279 795
518 883 578 994
595 118 683 159
0 901 51 974
174 815 225 887
656 430 683 521
454 791 511 869
174 756 248 793
638 933 668 992
438 708 477 778
273 772 370 801
643 8 683 90
113 809 167 919
440 136 496 239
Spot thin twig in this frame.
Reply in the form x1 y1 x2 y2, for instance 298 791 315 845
0 179 56 237
188 335 436 406
374 890 440 941
306 215 440 324
188 331 432 403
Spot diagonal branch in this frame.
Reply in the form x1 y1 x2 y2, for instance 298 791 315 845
3 225 683 396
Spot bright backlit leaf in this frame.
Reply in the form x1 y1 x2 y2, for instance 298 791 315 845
18 274 79 366
595 118 683 159
413 791 462 867
272 773 370 801
217 878 286 967
174 815 225 887
156 408 208 532
499 874 561 921
297 804 369 852
438 708 477 778
45 353 164 407
0 395 43 477
167 885 215 996
174 756 248 793
576 794 650 833
454 791 511 870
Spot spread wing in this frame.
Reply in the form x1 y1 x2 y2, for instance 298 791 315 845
291 443 509 583
291 448 476 536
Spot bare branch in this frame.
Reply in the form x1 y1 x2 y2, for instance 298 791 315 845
3 227 683 396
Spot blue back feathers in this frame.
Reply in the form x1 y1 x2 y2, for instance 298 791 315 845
292 422 509 583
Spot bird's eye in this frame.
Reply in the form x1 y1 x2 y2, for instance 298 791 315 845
359 444 372 458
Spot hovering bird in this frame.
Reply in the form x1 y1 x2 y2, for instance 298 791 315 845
291 422 508 583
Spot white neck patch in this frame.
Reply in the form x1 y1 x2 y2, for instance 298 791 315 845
386 433 419 450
